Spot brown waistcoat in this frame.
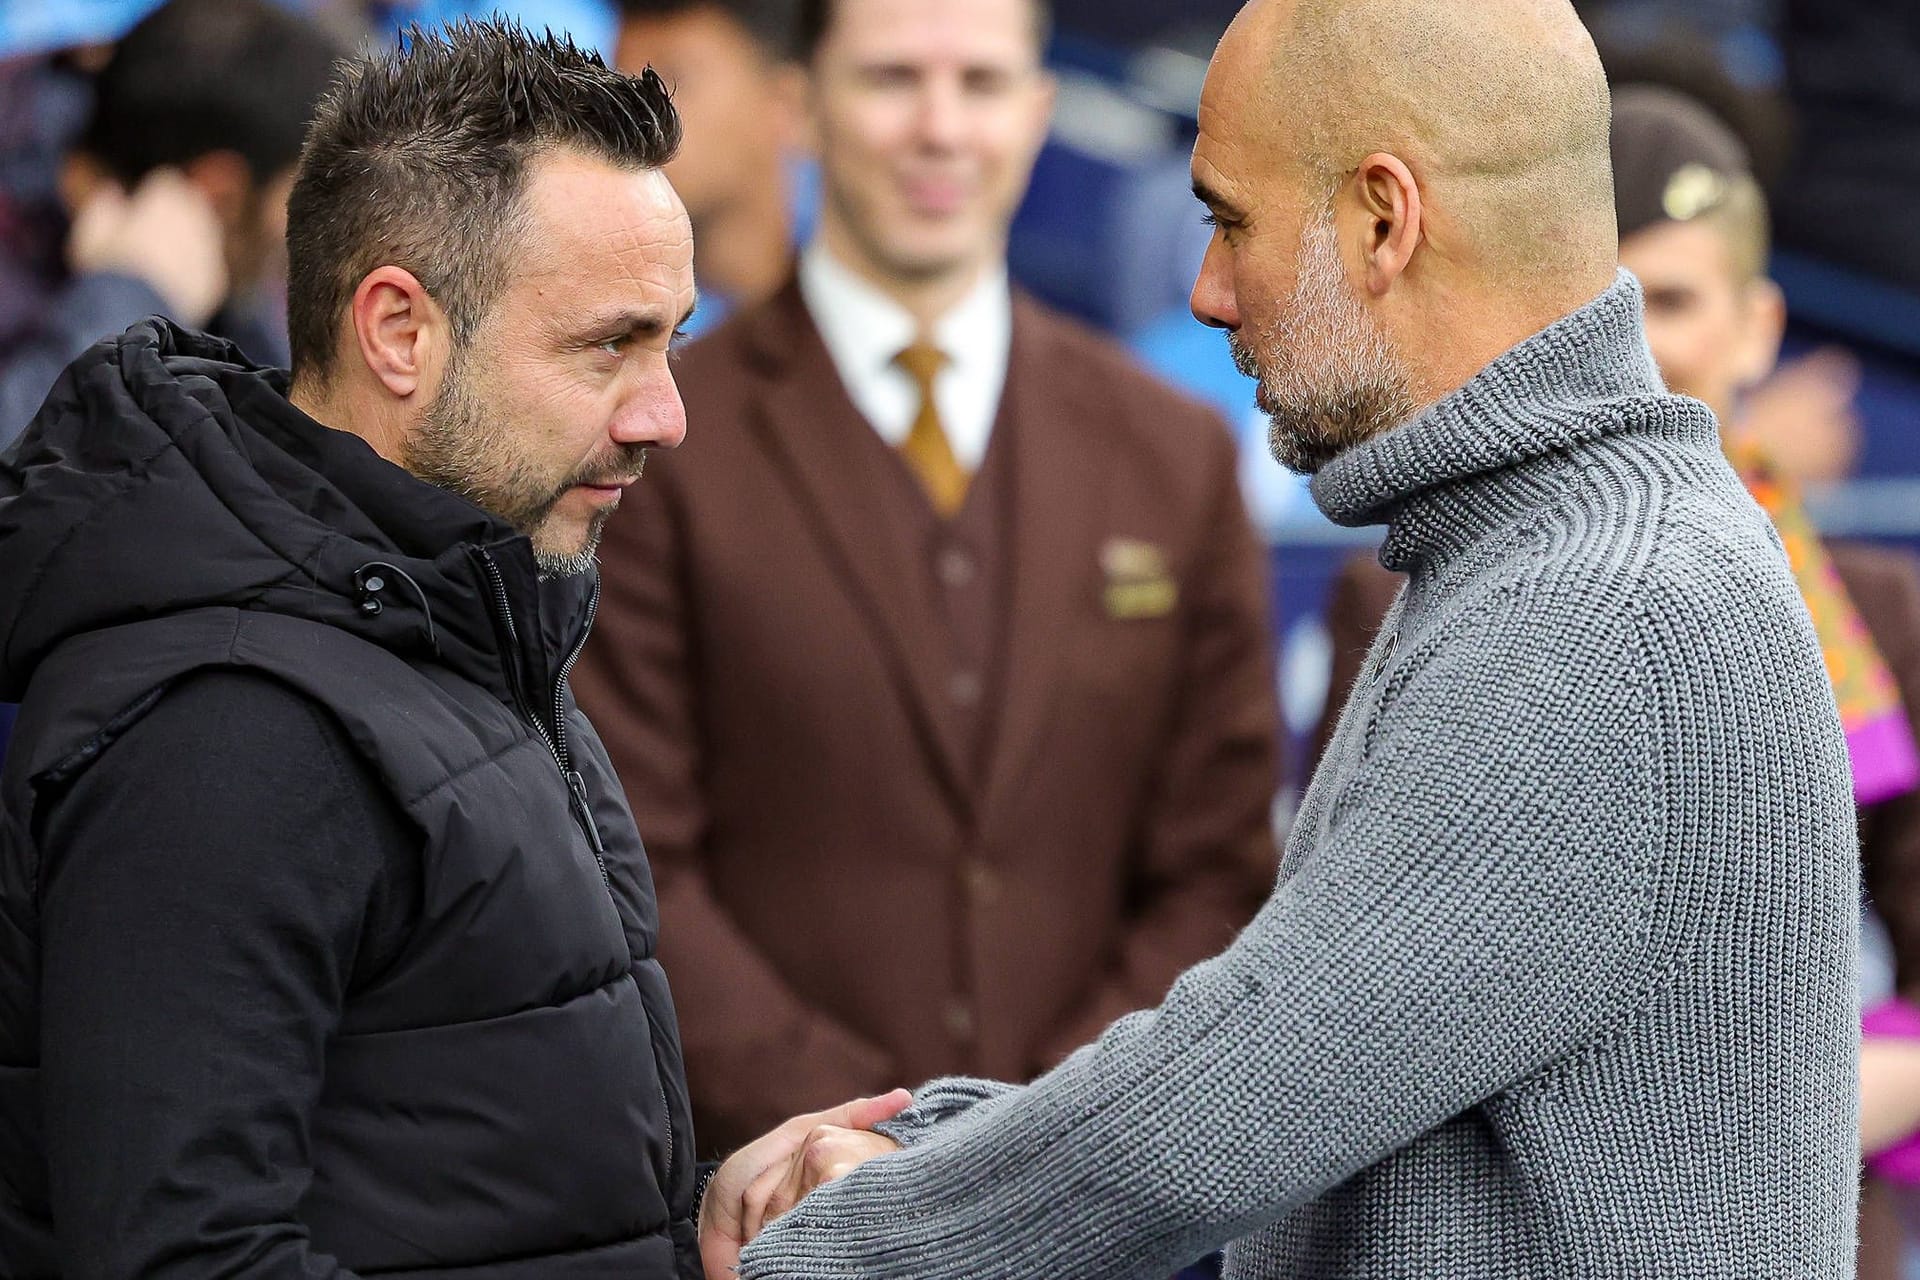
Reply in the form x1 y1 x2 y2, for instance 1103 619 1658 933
572 280 1282 1154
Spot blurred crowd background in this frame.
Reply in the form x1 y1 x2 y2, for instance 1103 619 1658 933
3 0 1920 1272
6 0 1920 766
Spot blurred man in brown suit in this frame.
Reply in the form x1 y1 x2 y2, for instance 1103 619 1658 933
571 0 1281 1156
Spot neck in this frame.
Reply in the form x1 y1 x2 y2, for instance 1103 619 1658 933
1405 270 1618 411
1313 270 1687 561
693 174 794 305
289 376 409 470
818 215 996 333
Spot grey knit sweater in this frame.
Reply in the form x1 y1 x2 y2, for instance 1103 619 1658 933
737 273 1860 1279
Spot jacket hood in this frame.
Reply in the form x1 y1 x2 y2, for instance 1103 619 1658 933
0 319 591 706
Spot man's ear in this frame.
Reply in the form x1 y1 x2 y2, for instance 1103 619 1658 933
1029 67 1060 136
794 63 827 159
348 266 451 403
1353 151 1423 297
769 62 809 153
1733 276 1787 391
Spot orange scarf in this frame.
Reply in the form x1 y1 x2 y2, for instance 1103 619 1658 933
1730 440 1920 805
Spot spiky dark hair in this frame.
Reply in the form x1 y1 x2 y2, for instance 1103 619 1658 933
286 19 681 381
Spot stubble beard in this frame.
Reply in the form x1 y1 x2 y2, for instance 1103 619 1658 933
1228 200 1418 476
404 357 645 579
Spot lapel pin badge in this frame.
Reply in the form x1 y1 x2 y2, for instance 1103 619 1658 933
1100 538 1178 620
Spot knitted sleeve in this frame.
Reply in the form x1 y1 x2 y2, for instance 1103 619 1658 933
871 1076 1019 1147
739 597 1666 1280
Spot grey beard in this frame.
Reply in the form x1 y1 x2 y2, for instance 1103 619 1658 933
534 517 609 580
1232 205 1417 475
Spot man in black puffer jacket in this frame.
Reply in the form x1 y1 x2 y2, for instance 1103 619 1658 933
0 20 903 1279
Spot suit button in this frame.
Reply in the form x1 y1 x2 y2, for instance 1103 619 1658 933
948 670 983 707
963 860 999 904
944 1000 976 1041
937 547 977 588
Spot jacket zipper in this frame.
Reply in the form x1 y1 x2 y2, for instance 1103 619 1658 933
476 551 674 1189
478 552 609 886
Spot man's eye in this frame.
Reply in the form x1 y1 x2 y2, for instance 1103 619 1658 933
598 335 627 356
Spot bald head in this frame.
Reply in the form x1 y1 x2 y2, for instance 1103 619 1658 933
1258 0 1614 283
1189 0 1619 471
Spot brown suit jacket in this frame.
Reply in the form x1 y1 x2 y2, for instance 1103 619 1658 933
1313 539 1920 1280
572 281 1280 1155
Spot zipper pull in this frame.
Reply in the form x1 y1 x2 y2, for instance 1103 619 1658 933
566 769 612 885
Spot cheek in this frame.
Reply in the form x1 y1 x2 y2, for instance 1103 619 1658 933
973 111 1041 182
839 101 916 168
507 365 610 453
1233 249 1289 321
1644 315 1720 384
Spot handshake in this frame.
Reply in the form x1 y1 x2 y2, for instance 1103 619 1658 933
697 1088 916 1278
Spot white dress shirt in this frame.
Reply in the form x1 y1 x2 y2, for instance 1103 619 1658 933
796 241 1012 472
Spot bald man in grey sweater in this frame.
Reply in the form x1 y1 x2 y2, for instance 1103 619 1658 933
700 1 1860 1276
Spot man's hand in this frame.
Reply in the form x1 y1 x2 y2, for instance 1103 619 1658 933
1732 347 1862 486
67 168 227 328
739 1123 901 1243
1862 1038 1920 1156
700 1089 911 1279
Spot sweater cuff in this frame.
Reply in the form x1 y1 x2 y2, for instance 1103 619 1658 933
873 1075 1016 1148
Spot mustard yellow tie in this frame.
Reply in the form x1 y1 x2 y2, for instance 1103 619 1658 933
894 341 970 517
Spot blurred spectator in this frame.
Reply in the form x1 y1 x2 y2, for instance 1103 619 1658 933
1734 344 1863 484
1313 84 1920 1280
573 0 1279 1157
1589 18 1794 185
1588 16 1866 486
614 0 805 332
0 0 345 448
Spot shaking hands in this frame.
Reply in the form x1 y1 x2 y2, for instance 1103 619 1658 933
698 1088 913 1279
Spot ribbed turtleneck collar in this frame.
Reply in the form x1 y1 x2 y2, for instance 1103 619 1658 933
1309 270 1717 571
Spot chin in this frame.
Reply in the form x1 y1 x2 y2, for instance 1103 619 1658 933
876 227 985 275
533 532 605 579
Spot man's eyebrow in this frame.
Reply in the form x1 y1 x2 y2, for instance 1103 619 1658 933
1192 177 1242 217
576 303 693 342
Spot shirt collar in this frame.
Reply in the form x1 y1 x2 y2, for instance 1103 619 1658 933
798 240 1011 379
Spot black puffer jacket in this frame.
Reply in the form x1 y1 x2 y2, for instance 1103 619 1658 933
0 321 699 1276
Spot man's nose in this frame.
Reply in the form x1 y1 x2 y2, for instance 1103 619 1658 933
1190 234 1239 331
612 369 688 450
913 77 968 152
